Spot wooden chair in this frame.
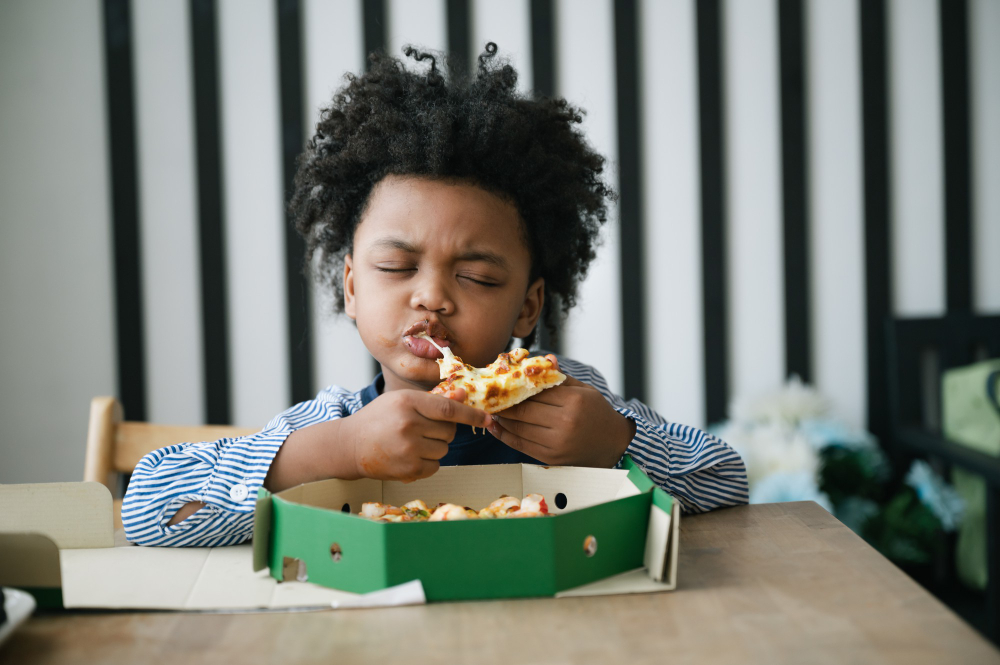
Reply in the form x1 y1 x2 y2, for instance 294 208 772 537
83 397 258 528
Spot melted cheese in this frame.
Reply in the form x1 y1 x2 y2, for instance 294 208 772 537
417 333 566 414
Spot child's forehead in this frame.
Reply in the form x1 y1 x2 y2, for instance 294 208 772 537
355 175 532 258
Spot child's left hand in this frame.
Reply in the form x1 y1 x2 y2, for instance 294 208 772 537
486 358 636 468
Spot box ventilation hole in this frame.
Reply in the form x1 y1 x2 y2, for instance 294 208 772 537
341 503 351 513
555 493 567 510
330 543 343 563
583 535 598 557
282 557 308 582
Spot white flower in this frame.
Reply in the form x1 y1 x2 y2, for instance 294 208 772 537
798 419 877 451
730 375 829 427
713 420 818 487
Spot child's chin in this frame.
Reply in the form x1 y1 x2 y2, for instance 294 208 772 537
391 360 441 388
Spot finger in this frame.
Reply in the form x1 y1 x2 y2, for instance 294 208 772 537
444 387 467 402
488 418 549 458
414 392 491 428
493 416 554 447
416 437 450 461
545 354 560 371
512 381 588 407
400 459 440 483
420 420 458 443
495 398 556 427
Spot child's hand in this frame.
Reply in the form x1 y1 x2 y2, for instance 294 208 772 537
344 390 492 482
487 358 636 468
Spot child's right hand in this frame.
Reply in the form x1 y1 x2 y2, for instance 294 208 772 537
343 390 491 482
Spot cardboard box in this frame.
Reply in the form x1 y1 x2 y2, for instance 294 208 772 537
0 457 678 611
253 455 679 601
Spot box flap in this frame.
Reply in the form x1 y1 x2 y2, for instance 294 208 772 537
252 487 272 572
0 532 62 587
620 455 656 493
0 482 113 549
643 489 676 582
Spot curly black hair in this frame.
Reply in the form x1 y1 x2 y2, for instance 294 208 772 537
290 43 615 348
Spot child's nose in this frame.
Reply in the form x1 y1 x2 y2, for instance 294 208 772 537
409 277 455 315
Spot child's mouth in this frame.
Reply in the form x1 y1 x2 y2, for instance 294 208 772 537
403 335 451 359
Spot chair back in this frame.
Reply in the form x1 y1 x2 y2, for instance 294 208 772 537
84 396 258 495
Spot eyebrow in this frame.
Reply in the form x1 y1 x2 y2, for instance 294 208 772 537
371 238 510 270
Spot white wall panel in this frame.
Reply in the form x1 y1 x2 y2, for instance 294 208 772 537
471 0 532 94
640 0 704 427
970 0 1000 313
133 0 205 425
218 0 290 425
556 0 623 396
304 0 375 393
0 0 116 482
723 0 785 404
388 0 447 59
888 0 945 317
807 0 866 427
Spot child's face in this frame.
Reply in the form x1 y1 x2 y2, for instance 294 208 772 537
344 175 544 392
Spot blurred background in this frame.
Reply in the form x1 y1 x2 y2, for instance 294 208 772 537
1 0 999 637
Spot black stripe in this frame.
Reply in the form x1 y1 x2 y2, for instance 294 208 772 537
939 0 972 313
529 0 559 352
614 0 646 402
103 0 147 421
778 0 812 381
446 0 471 75
696 0 729 424
190 0 232 424
277 0 314 404
363 0 387 375
363 0 387 68
530 0 556 98
860 0 893 442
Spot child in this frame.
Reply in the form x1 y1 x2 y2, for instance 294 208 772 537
122 44 748 547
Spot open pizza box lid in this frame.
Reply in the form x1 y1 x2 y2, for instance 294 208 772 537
0 458 678 611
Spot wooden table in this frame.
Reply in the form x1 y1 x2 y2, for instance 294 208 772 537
3 501 998 665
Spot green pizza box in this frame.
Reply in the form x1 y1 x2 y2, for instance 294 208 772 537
251 455 679 601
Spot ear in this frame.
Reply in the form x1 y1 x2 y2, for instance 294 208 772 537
344 254 357 320
512 277 544 339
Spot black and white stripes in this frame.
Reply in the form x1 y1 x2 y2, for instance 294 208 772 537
99 0 1000 438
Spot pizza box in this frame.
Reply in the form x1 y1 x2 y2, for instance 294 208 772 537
251 455 680 601
0 458 678 611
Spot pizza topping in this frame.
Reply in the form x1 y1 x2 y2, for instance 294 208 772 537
519 493 548 515
417 333 567 414
359 494 553 523
428 504 470 521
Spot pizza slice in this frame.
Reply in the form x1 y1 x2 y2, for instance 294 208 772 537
417 333 567 414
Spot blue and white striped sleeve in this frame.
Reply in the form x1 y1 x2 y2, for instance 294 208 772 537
122 388 361 547
555 355 749 514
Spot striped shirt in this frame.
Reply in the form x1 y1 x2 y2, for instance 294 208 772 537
122 354 748 547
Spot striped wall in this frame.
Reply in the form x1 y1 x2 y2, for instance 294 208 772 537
2 0 999 483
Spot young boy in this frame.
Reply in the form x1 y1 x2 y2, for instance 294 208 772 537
123 44 747 547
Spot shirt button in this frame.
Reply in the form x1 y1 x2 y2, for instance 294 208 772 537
229 484 249 502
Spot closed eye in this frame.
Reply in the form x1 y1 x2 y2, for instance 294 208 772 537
460 275 499 287
376 267 415 274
